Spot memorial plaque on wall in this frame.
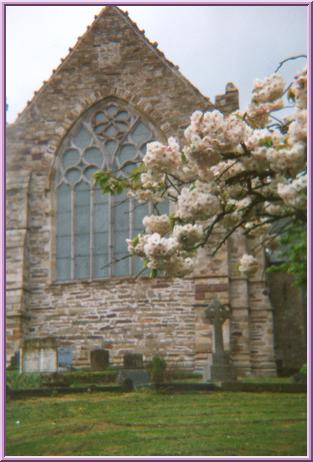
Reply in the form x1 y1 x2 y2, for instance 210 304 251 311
40 348 57 372
21 338 58 372
23 350 40 372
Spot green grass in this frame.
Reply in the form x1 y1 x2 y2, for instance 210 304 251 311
6 390 307 456
238 376 293 384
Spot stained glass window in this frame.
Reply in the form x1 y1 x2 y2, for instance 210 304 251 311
55 99 166 281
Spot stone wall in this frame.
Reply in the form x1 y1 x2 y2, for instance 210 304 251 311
6 6 276 376
268 272 306 374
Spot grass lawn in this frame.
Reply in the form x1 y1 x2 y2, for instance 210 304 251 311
6 390 307 457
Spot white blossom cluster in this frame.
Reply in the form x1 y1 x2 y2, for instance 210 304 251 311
288 110 307 143
238 254 259 275
143 233 179 259
127 188 164 204
247 74 285 128
127 234 149 257
277 174 307 208
290 67 307 109
122 65 307 278
140 170 165 188
173 224 204 247
161 255 195 277
266 142 306 174
251 73 285 103
127 231 194 277
184 110 248 163
176 184 220 220
143 137 182 173
143 214 171 236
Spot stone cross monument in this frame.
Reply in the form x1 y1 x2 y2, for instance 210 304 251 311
196 299 236 382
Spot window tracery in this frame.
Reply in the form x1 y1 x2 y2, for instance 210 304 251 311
55 99 166 281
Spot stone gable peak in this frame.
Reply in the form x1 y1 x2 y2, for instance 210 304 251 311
14 5 212 125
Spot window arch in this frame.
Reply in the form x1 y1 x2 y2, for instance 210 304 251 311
55 98 166 281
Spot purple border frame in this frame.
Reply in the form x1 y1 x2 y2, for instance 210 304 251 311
1 1 311 461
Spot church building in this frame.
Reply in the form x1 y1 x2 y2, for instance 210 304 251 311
6 6 283 377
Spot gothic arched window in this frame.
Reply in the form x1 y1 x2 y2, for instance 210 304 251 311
55 99 166 281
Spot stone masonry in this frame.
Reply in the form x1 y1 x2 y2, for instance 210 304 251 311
6 6 277 376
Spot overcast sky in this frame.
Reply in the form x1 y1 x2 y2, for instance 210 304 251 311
6 4 308 124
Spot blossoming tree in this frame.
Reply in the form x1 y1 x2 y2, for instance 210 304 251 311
95 61 307 283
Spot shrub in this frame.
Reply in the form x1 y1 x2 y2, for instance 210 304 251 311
167 369 202 382
293 363 307 383
63 370 118 385
6 371 42 390
149 356 167 384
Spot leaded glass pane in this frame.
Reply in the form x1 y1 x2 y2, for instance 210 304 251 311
84 147 102 167
104 141 117 157
117 111 129 121
57 213 71 236
75 183 90 241
94 254 108 278
75 234 90 256
84 166 98 181
95 124 105 134
114 232 128 253
113 254 129 276
73 126 91 149
104 125 116 138
134 256 148 276
66 168 81 185
95 188 107 204
94 203 108 231
56 258 71 281
95 112 105 123
155 201 169 216
75 209 90 234
116 121 128 133
131 122 151 144
117 144 136 165
94 232 108 255
133 202 149 233
75 256 89 280
57 184 71 212
113 193 129 231
63 149 80 168
57 236 71 257
76 182 90 205
107 104 117 116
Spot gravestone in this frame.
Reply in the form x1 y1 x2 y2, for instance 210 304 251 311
117 353 149 389
123 353 143 369
58 347 73 371
21 338 57 373
90 349 109 370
